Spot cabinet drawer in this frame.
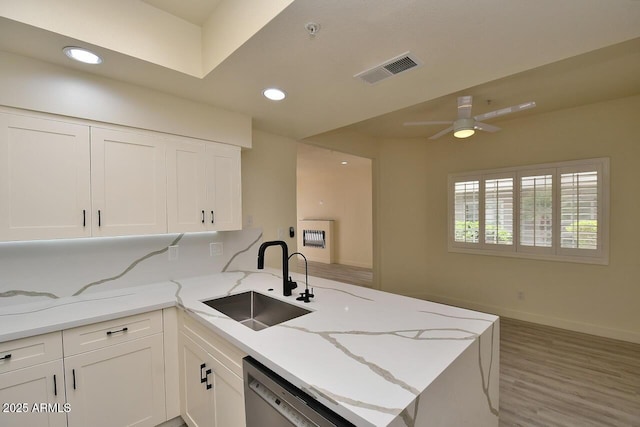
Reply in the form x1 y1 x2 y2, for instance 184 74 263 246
0 332 63 374
63 310 163 356
180 311 245 378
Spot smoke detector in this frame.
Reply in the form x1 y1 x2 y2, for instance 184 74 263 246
305 22 320 36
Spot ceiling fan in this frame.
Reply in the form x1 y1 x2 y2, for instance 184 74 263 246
404 96 536 140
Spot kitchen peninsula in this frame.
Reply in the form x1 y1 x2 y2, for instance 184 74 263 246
0 266 498 427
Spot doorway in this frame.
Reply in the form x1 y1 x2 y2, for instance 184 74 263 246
296 143 373 287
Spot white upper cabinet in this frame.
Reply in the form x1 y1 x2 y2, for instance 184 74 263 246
205 143 242 231
1 109 242 241
0 112 91 241
167 140 207 233
90 127 167 237
168 140 241 233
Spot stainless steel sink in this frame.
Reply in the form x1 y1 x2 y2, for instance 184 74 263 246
202 291 311 331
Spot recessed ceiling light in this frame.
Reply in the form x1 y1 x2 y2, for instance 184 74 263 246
63 46 102 64
341 161 348 165
263 88 286 101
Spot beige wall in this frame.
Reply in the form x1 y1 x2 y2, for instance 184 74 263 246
242 130 298 268
376 95 640 343
297 147 373 268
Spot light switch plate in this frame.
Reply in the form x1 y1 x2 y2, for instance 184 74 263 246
168 245 179 261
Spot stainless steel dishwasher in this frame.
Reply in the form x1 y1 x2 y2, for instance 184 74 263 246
243 356 355 427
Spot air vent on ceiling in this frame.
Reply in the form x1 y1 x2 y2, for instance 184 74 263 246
354 52 422 85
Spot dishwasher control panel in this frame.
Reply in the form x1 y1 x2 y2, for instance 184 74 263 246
249 378 317 427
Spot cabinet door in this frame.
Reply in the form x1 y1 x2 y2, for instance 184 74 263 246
167 140 207 233
0 113 91 241
179 333 245 427
90 128 167 237
65 334 166 427
205 143 242 231
0 359 67 427
180 333 215 427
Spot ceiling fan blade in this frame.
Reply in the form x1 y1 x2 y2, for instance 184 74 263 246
474 101 536 121
474 122 501 133
403 120 453 126
457 95 473 119
428 126 454 140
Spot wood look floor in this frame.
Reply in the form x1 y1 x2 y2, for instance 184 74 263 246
294 262 640 426
293 260 373 288
500 318 640 427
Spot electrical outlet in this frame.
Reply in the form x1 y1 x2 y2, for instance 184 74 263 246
210 242 223 257
168 245 179 261
277 228 284 239
246 215 254 227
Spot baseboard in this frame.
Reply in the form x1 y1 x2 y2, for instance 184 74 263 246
404 291 640 344
335 259 373 269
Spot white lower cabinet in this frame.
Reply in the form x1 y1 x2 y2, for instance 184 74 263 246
1 308 249 427
178 311 246 427
0 331 66 427
65 335 166 427
63 311 166 427
179 333 245 427
0 359 67 427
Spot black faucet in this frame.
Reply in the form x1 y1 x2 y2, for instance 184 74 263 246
289 252 314 303
257 240 297 296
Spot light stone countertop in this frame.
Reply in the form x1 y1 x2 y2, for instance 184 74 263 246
0 269 499 427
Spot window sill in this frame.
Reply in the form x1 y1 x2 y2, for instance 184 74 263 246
448 245 609 265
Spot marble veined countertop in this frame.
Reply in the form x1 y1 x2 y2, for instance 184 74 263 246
0 270 499 427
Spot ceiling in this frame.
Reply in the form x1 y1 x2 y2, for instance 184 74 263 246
0 0 639 141
141 0 222 26
297 143 371 174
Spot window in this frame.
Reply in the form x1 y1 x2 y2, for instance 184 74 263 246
484 177 513 246
448 158 609 264
454 180 479 243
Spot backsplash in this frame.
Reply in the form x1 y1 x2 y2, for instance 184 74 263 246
0 228 262 308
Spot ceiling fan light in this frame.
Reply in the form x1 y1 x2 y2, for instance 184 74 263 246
453 118 475 139
454 128 475 138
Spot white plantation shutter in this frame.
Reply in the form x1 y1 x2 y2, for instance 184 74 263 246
519 173 553 249
560 170 599 250
485 177 513 245
448 158 608 264
453 180 479 243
